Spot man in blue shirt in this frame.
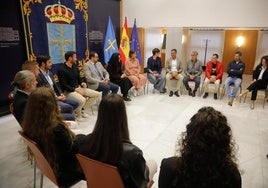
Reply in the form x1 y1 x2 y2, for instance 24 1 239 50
224 51 245 106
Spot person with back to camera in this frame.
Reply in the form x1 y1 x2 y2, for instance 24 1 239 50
79 94 157 188
22 86 86 186
159 106 241 188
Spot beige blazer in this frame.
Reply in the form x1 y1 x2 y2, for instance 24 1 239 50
165 57 183 73
83 61 109 90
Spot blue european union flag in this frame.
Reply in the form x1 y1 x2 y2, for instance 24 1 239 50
103 16 118 64
47 23 76 64
130 19 142 65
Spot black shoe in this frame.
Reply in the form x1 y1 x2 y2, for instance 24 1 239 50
188 89 192 96
123 96 131 101
169 91 173 97
192 90 196 97
160 88 167 94
203 93 208 99
174 91 180 97
214 93 217 100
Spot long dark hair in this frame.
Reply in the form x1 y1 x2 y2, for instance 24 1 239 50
176 107 238 187
22 86 75 172
80 94 130 165
107 53 121 67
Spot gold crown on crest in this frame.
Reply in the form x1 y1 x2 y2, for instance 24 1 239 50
45 1 75 24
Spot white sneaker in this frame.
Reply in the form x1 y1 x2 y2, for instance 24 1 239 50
65 121 78 129
130 87 137 97
82 111 89 118
137 88 143 96
76 116 84 122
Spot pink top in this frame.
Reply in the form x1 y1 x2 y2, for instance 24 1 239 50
124 58 140 76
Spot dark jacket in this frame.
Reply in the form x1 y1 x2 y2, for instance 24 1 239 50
13 90 29 124
227 60 245 79
252 64 268 87
159 156 241 188
79 136 149 188
118 141 149 188
37 124 85 186
37 71 62 96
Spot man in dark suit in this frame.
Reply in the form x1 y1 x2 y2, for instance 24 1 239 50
12 70 37 124
36 55 79 121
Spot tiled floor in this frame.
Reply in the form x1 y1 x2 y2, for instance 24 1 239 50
0 74 267 188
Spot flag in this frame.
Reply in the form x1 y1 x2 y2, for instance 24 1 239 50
103 16 118 64
119 17 130 64
130 19 142 65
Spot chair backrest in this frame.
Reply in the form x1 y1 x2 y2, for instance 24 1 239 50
76 154 124 188
18 131 58 186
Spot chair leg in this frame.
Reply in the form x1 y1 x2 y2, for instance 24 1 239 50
91 106 94 115
40 173 43 188
220 85 225 99
34 160 36 188
243 93 247 103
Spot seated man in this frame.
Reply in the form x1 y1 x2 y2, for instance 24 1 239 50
12 70 37 124
183 51 203 97
83 51 119 97
36 55 79 121
203 53 223 100
165 49 183 97
224 51 245 106
57 51 101 121
146 48 166 94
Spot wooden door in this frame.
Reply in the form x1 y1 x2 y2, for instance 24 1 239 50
222 30 258 74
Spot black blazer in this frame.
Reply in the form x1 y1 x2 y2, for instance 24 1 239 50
37 71 62 96
13 90 29 124
253 64 268 88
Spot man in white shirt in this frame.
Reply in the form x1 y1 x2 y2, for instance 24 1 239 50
165 49 184 97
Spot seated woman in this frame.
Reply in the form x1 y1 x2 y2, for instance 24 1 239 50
79 94 156 188
239 55 268 109
107 53 133 101
124 50 147 96
22 86 86 186
159 107 241 188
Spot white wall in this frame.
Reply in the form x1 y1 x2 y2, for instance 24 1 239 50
123 0 268 28
255 31 268 68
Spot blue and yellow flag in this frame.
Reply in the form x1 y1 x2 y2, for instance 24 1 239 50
103 16 118 64
130 19 142 65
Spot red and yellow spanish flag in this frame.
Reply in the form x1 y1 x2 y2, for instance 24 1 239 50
119 17 130 64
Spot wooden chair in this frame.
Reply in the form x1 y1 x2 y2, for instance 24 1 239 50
76 154 124 188
18 131 79 188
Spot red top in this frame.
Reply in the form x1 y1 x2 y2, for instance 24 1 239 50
205 61 223 83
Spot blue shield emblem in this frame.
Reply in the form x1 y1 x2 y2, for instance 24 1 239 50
47 23 76 64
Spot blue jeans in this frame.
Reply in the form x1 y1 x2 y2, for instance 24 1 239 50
183 76 201 91
147 73 165 91
97 82 119 96
57 97 78 121
224 77 242 99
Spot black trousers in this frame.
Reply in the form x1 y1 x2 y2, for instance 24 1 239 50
119 77 133 97
247 80 267 100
